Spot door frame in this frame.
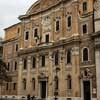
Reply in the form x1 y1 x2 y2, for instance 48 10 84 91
40 80 48 98
81 79 92 100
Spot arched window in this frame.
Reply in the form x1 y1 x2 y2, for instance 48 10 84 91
23 78 26 90
67 50 71 64
32 78 35 90
83 48 89 61
67 75 72 89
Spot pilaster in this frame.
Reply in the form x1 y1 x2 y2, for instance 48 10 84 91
17 57 23 95
72 46 80 97
26 56 32 95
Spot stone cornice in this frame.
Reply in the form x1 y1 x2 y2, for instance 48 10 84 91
18 35 80 56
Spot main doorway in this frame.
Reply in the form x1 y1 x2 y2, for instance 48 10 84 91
40 81 47 98
83 80 91 100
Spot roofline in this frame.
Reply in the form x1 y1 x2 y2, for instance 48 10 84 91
4 22 21 31
18 0 67 20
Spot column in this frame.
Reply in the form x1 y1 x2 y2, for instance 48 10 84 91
72 46 80 97
95 50 100 99
26 56 31 95
17 57 23 95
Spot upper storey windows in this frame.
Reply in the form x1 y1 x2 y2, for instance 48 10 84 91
25 31 29 40
83 2 87 12
34 28 38 38
56 20 60 32
55 17 60 32
67 16 72 28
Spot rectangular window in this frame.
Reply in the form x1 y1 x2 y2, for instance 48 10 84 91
7 62 10 71
14 61 17 70
32 57 36 68
34 28 38 37
45 34 49 43
41 55 45 67
56 20 59 31
15 44 18 51
6 83 8 90
23 59 27 69
32 78 35 90
83 24 87 34
13 83 16 90
68 16 71 27
55 52 59 65
83 2 87 12
25 31 29 40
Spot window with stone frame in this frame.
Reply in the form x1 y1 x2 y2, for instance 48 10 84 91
32 78 35 90
7 62 10 71
13 83 16 90
83 48 89 61
17 27 20 33
45 34 49 43
67 16 72 28
15 44 18 51
14 61 17 70
54 76 59 90
34 28 38 38
67 75 72 89
23 58 27 69
67 50 71 64
6 83 9 90
32 57 36 68
25 31 29 40
82 24 87 34
41 55 45 67
56 20 60 32
54 51 59 66
23 78 26 90
83 2 87 12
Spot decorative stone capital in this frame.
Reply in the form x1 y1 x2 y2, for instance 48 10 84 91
72 47 79 55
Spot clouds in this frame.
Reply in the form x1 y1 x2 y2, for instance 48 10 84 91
0 0 37 38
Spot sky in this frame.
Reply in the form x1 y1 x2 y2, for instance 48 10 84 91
0 0 37 38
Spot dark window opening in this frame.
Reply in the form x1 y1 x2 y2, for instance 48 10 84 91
67 75 72 89
6 83 8 90
23 79 26 90
34 28 38 37
83 48 88 61
32 78 35 90
83 24 87 34
54 76 59 90
45 34 49 43
68 16 71 27
7 62 10 71
67 50 71 64
83 2 87 11
32 57 36 68
17 28 20 33
13 83 16 90
55 52 59 65
25 31 29 40
15 61 17 70
15 44 18 51
23 59 27 69
56 20 59 31
41 55 45 67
